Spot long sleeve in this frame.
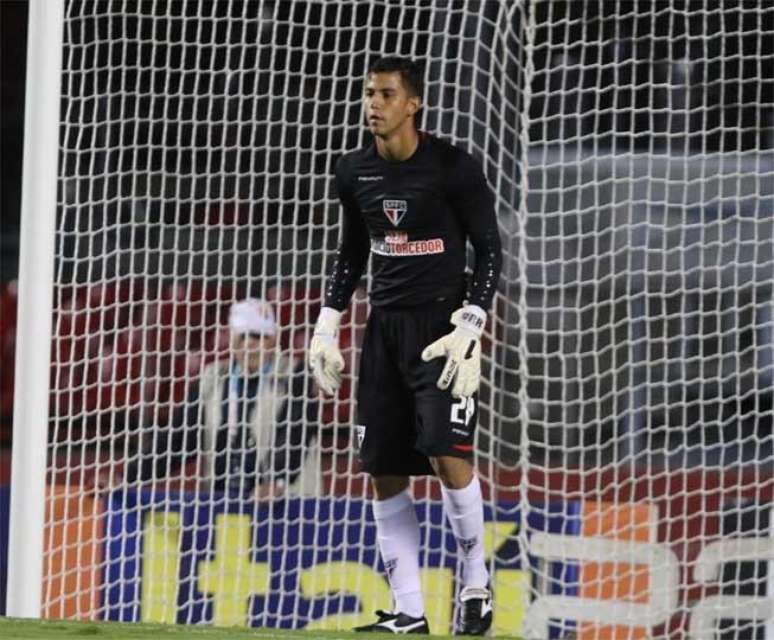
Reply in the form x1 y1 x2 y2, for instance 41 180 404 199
324 156 370 311
447 152 503 311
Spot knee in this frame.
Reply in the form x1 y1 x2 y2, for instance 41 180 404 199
371 475 410 500
431 456 474 489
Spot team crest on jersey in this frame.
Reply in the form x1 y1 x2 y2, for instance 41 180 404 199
382 199 408 226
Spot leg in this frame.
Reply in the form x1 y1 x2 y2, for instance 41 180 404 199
429 455 473 489
372 475 410 500
431 454 493 636
430 455 488 589
412 387 486 591
401 304 491 634
354 310 431 631
369 475 425 619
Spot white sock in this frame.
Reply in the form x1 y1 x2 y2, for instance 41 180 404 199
441 476 489 589
372 490 425 618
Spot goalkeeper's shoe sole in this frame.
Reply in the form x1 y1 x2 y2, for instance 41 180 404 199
354 610 430 634
456 586 493 636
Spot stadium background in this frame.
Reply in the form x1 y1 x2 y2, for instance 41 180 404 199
0 1 773 638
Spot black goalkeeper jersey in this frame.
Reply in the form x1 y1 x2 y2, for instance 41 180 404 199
325 133 502 311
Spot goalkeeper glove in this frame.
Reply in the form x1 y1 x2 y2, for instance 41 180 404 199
421 305 486 399
309 307 345 396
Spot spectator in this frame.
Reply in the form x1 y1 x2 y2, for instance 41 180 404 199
124 297 320 499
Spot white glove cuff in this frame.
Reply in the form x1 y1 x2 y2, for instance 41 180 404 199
314 306 343 338
451 304 487 338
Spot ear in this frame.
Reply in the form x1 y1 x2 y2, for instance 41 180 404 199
407 95 421 116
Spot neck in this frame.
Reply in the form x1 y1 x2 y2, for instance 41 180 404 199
375 126 419 162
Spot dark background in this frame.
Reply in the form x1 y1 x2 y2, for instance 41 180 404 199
0 0 27 455
1 0 772 281
1 0 27 278
0 0 772 461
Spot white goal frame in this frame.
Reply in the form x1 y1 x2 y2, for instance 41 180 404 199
7 0 65 619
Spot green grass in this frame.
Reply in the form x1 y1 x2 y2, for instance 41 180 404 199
0 619 351 639
0 618 522 639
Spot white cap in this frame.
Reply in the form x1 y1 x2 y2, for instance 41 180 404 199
228 298 277 336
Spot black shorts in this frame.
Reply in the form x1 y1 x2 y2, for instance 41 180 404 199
355 301 479 476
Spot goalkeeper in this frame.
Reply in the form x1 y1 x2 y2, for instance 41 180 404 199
309 56 502 636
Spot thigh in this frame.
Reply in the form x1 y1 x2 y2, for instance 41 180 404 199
399 305 478 459
356 310 434 476
414 387 478 459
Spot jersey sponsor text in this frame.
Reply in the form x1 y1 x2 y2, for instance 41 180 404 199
371 232 445 256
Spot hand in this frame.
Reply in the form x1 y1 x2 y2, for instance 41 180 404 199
308 307 345 396
421 305 486 398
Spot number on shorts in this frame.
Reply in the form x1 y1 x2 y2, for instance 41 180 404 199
451 396 475 426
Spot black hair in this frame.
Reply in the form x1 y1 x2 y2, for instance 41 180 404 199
367 56 424 99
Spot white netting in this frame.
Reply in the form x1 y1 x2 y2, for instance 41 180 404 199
38 0 774 638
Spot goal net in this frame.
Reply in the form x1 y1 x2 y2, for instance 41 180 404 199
30 0 774 638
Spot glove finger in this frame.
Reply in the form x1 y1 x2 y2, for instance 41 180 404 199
329 350 345 372
324 366 343 390
452 367 471 398
323 352 344 380
310 355 333 396
436 357 458 391
451 375 464 399
456 373 476 399
309 352 323 378
421 337 447 362
318 368 339 396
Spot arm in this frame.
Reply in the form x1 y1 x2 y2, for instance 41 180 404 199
309 156 369 395
420 151 502 398
448 152 503 311
324 157 370 311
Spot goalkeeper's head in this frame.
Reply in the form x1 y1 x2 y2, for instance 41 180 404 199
364 56 425 135
228 298 278 374
367 56 424 101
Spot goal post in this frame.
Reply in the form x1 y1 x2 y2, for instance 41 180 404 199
7 0 65 619
8 1 774 638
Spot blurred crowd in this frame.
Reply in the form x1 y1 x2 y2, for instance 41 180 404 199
0 0 771 478
0 278 369 453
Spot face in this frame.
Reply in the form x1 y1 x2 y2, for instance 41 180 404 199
363 72 421 139
231 332 276 374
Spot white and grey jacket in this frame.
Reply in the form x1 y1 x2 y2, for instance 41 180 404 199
128 354 321 496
